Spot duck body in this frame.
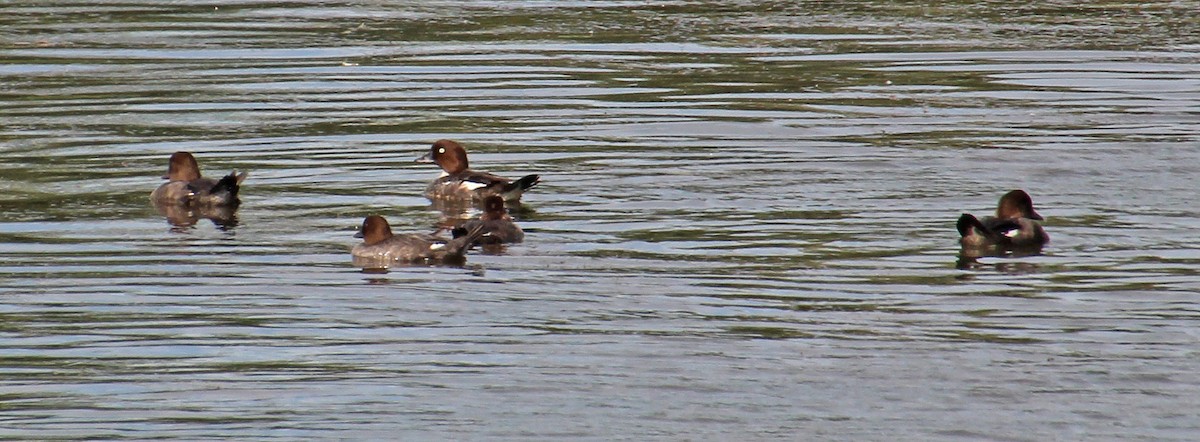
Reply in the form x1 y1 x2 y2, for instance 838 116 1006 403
957 213 1047 249
417 139 539 204
151 152 247 207
957 189 1048 251
452 195 524 245
353 215 485 267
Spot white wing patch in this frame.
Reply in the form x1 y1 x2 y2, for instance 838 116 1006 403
460 180 489 191
1002 229 1020 238
429 243 446 250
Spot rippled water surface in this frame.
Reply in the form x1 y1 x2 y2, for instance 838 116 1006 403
3 1 1200 440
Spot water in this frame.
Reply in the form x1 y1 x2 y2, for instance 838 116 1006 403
3 1 1200 440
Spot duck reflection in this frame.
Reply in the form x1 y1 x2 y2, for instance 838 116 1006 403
154 202 239 230
955 246 1044 272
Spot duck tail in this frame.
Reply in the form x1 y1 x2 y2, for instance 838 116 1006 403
501 174 540 200
445 224 487 257
957 213 985 238
211 171 246 200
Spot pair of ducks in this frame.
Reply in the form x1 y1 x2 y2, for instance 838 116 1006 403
152 140 537 267
153 140 1050 266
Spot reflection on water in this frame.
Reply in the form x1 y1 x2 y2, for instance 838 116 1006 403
955 252 1045 273
351 254 467 271
154 202 240 230
2 1 1200 440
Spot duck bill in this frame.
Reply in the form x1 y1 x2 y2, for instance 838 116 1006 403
354 231 364 239
414 152 433 163
1027 209 1044 221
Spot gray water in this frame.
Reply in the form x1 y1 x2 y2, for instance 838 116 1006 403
2 1 1200 440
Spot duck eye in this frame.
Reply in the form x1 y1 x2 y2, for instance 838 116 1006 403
438 147 446 154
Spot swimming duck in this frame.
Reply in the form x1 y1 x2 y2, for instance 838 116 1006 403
151 152 247 207
452 195 524 245
957 189 1048 250
352 215 485 267
416 139 540 204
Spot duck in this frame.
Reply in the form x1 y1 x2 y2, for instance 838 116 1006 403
957 189 1048 251
416 139 540 204
151 151 247 207
452 195 524 245
352 215 486 267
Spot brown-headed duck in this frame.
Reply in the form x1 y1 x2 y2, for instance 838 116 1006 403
957 189 1048 251
452 195 524 245
352 215 485 267
150 152 247 207
416 139 540 204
